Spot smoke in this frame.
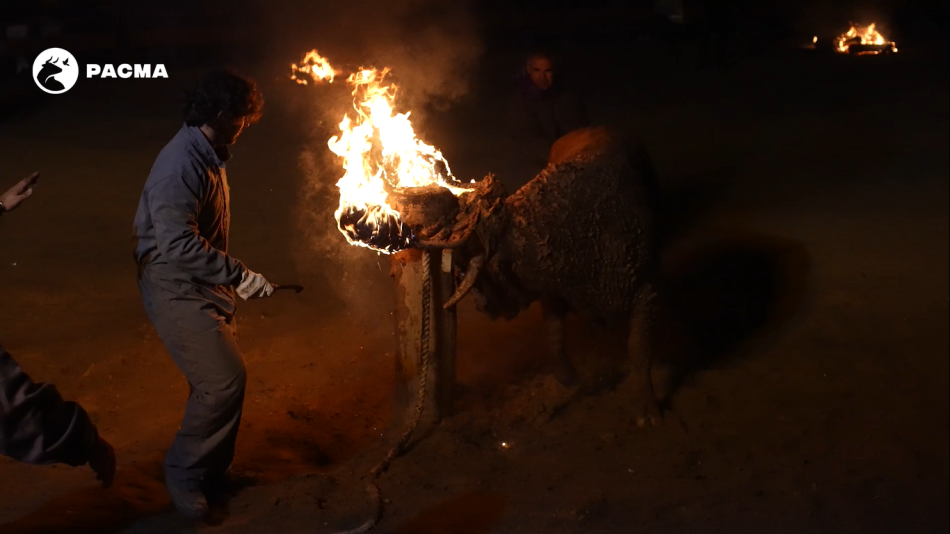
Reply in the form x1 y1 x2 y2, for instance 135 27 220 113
286 0 482 330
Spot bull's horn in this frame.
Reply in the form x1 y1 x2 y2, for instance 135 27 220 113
443 254 485 309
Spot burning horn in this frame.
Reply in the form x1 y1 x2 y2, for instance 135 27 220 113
443 254 485 309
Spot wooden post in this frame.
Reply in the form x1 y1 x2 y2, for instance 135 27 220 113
391 248 445 426
390 246 458 426
388 185 460 427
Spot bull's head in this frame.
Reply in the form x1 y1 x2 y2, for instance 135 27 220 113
41 57 63 74
416 175 534 319
37 57 64 88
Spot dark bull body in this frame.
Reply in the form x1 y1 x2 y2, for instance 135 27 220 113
424 126 662 427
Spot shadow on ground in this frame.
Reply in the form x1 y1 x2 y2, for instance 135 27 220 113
656 230 812 396
0 460 169 534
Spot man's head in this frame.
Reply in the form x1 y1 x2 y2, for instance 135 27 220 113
525 51 554 91
183 70 264 145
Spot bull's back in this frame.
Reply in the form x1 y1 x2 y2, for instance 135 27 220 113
507 128 655 320
548 126 617 166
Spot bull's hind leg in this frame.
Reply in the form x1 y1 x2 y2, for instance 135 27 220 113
629 285 662 427
542 298 577 386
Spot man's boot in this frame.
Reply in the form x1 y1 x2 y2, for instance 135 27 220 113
166 480 209 518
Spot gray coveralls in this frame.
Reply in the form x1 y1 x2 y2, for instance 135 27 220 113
0 344 99 466
132 124 248 489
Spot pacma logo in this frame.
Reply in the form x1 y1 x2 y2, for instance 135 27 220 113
32 48 79 94
87 64 169 79
33 47 168 94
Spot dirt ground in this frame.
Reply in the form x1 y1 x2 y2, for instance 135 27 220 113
1 32 948 534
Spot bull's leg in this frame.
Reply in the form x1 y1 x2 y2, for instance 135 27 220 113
542 299 577 386
629 285 662 427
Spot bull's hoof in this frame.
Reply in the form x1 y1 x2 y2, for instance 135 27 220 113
635 396 663 428
553 364 579 387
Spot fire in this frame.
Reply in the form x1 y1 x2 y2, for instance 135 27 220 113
835 22 897 54
291 50 339 85
291 50 469 253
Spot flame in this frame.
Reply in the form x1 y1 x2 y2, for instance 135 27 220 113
292 50 468 253
835 22 896 54
291 50 339 85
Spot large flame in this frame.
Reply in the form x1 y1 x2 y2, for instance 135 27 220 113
291 50 469 254
835 22 897 54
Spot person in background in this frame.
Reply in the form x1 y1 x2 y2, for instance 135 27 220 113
1 172 117 488
506 49 589 185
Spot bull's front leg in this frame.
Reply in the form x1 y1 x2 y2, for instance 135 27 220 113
629 285 662 427
542 298 577 386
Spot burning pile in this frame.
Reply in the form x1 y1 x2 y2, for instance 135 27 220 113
291 50 470 254
835 23 897 55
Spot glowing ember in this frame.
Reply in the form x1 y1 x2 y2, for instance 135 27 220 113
835 23 897 55
291 50 469 253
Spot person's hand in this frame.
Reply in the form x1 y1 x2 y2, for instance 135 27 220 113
236 269 275 300
0 172 39 213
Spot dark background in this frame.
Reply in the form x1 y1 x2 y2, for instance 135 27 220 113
1 1 947 533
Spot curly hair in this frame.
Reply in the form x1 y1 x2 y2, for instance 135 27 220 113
182 69 264 127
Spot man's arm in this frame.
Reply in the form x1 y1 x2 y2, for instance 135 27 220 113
1 345 99 467
147 173 246 286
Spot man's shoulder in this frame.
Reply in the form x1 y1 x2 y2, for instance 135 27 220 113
146 128 208 187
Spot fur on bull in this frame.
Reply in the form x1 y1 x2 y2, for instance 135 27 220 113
416 126 662 427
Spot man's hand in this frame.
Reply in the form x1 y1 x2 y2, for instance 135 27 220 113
0 172 40 213
236 269 275 300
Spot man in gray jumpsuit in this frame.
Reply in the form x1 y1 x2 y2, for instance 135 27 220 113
133 70 274 517
1 172 116 487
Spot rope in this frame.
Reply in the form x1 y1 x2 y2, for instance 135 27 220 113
331 251 433 534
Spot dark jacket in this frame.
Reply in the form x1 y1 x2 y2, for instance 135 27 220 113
507 75 589 180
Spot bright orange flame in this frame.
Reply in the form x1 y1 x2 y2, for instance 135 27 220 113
292 51 468 253
835 22 897 54
291 50 339 85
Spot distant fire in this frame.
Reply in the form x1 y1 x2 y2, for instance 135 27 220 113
835 23 897 55
290 50 469 253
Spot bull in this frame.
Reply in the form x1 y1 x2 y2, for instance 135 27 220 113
417 126 663 427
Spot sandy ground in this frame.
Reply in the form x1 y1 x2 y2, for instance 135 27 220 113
1 37 948 534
